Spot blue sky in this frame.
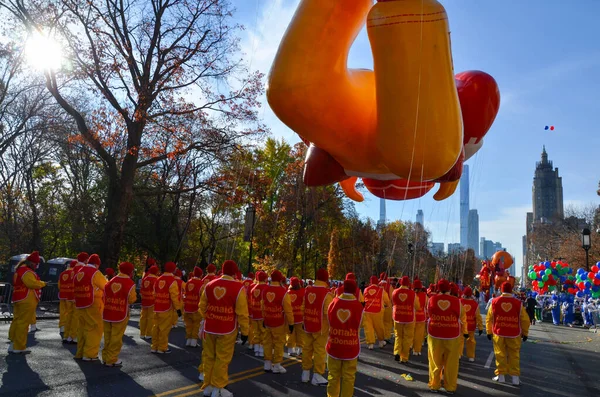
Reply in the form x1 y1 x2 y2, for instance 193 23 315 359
231 0 600 277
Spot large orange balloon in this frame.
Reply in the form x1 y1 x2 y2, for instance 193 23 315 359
491 251 513 270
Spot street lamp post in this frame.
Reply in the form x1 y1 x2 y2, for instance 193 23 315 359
582 228 591 271
244 205 256 274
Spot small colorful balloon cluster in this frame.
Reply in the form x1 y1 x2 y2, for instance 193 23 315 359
544 125 555 131
574 263 600 299
527 260 573 294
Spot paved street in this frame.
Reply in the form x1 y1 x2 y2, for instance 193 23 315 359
0 315 599 397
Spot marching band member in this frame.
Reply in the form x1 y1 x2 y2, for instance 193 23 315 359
301 268 334 386
102 262 137 367
326 279 364 397
8 251 46 354
199 260 249 397
139 265 160 340
486 282 530 385
459 286 483 362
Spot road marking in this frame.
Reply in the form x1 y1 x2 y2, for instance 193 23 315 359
484 350 494 369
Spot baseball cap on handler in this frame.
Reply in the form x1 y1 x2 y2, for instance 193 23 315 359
77 252 89 263
119 262 135 277
463 286 473 297
193 266 203 278
206 263 217 274
148 265 160 275
164 262 177 273
222 260 238 277
413 279 424 289
400 276 411 287
26 251 40 264
501 282 513 293
270 270 284 282
369 276 378 285
343 279 357 295
316 268 329 283
256 271 268 282
88 254 101 267
437 279 450 293
290 277 301 288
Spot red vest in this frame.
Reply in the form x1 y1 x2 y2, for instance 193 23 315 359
286 288 305 324
492 296 522 338
74 266 99 309
12 266 37 303
303 285 330 333
201 274 217 291
154 275 176 312
183 278 204 313
242 279 253 292
392 288 416 323
249 283 267 320
364 285 383 313
204 277 245 335
262 284 287 328
103 276 135 322
140 275 157 308
427 294 461 339
326 295 364 360
461 298 479 332
58 269 74 300
174 277 183 300
415 292 427 322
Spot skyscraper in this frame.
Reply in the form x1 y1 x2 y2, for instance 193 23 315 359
467 209 479 256
460 164 469 248
532 146 564 222
377 198 386 229
416 209 424 226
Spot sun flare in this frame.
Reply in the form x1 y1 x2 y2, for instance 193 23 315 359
25 32 63 71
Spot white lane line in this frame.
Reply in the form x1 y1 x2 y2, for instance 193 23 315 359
484 350 494 369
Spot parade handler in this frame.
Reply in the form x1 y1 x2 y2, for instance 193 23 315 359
139 265 160 339
58 260 76 342
102 262 137 367
183 267 204 347
8 251 46 354
199 260 249 397
427 279 467 394
392 276 420 363
151 262 182 354
412 279 427 356
363 276 390 350
326 279 364 397
460 286 483 361
285 277 305 356
74 254 107 361
486 282 530 386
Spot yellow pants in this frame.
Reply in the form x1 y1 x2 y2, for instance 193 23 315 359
459 331 477 359
327 356 358 397
172 309 178 326
139 307 155 337
59 300 74 337
250 319 264 345
428 336 461 392
492 335 522 376
363 311 385 345
383 306 393 340
184 312 202 339
286 324 305 348
75 305 104 359
102 319 128 364
413 322 426 353
393 322 415 361
264 325 287 364
67 303 79 340
302 331 328 374
152 311 174 352
202 331 237 389
9 299 37 350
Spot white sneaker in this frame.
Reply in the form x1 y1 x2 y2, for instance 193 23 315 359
140 335 146 339
493 375 506 383
272 363 287 374
368 344 374 350
185 339 191 346
301 370 310 383
254 346 260 356
379 340 386 348
213 388 233 397
264 360 272 372
512 376 520 386
258 346 264 357
468 358 475 362
8 343 14 353
247 343 254 350
288 347 295 356
202 386 214 396
191 339 198 347
73 338 78 343
297 347 302 356
198 373 204 382
29 325 38 332
311 373 328 386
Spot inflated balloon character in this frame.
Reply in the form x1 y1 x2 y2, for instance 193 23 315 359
267 0 500 203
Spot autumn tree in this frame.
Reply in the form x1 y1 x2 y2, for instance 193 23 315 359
327 227 342 280
1 0 264 267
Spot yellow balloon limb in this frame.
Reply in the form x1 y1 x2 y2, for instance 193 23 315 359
433 180 459 201
267 0 386 175
339 177 364 202
367 0 463 181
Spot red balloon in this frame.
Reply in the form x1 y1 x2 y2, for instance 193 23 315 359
550 126 555 131
303 144 349 186
578 282 585 290
594 278 600 286
362 178 434 200
588 272 595 281
592 265 599 273
455 71 501 145
551 262 557 268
